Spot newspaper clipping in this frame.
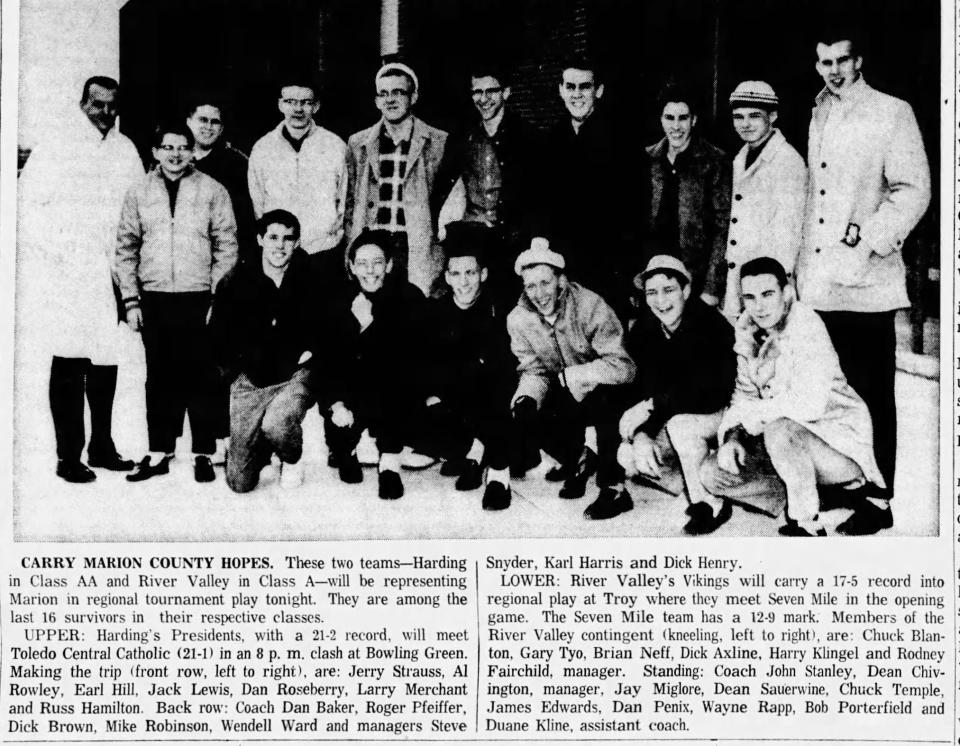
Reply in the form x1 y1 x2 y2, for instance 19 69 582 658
0 0 953 744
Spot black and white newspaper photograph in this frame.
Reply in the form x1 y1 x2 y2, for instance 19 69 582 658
0 0 954 742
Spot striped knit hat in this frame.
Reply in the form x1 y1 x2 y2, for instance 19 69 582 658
729 81 778 110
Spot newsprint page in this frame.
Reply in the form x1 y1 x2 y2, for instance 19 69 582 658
0 0 956 744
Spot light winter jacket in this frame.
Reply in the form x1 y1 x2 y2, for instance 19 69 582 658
248 122 348 254
719 296 884 488
507 278 635 406
797 78 930 312
116 167 237 302
723 129 807 321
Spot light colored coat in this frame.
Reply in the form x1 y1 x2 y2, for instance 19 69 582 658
719 297 884 488
18 110 144 364
248 122 348 254
722 129 807 320
116 168 237 301
346 117 448 295
507 278 635 406
797 78 930 312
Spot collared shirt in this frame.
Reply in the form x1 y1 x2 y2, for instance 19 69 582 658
464 129 502 224
652 147 689 249
374 123 412 232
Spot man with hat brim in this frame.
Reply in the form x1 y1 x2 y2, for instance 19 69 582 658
345 58 448 297
419 221 518 510
723 81 806 323
618 255 736 534
507 238 636 520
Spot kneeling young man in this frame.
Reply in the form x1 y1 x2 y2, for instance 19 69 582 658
507 239 636 519
209 210 317 492
697 257 885 536
618 255 736 534
322 230 430 500
423 222 517 510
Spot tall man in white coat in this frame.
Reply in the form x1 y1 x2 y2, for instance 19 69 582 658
722 81 806 323
18 76 144 483
796 28 930 534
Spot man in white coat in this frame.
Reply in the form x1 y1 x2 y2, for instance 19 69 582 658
18 76 144 483
796 29 930 534
722 81 806 322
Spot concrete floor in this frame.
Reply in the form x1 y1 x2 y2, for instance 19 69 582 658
13 338 940 541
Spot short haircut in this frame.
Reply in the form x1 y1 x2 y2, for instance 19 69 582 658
740 256 789 288
257 209 300 239
643 268 689 290
658 84 699 118
81 76 118 104
278 77 318 97
445 241 487 270
347 229 393 262
469 61 510 88
816 23 863 58
560 55 603 85
152 121 195 150
186 96 224 120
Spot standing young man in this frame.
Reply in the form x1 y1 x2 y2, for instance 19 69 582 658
723 81 807 322
797 28 930 533
248 77 348 255
116 122 238 482
345 59 448 295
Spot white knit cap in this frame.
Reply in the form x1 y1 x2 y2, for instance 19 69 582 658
514 237 565 276
729 80 778 109
375 62 419 94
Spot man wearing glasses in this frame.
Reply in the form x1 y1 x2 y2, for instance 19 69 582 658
248 77 348 255
116 123 238 483
345 58 448 296
430 62 540 312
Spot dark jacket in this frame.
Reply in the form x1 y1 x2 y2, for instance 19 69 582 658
426 290 516 401
625 297 736 436
320 278 430 410
194 141 256 264
431 109 542 244
645 137 731 298
209 248 318 388
542 110 642 280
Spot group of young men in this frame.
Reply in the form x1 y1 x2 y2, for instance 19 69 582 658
19 25 930 537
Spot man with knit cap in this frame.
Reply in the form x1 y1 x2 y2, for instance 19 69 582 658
345 58 448 296
248 76 348 255
797 27 930 534
723 81 806 322
507 238 636 520
618 255 736 534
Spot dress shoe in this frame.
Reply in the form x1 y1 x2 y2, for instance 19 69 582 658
378 470 404 500
836 500 893 536
778 519 826 537
87 452 134 471
194 455 215 483
584 487 634 520
683 499 733 535
455 460 483 491
56 460 96 484
338 453 363 484
126 455 172 482
482 482 511 511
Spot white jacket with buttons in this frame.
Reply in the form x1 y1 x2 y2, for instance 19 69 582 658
797 78 930 312
723 129 807 320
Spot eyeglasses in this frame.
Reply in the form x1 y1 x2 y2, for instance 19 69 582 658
376 89 411 99
158 145 192 153
281 98 315 107
471 86 503 98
